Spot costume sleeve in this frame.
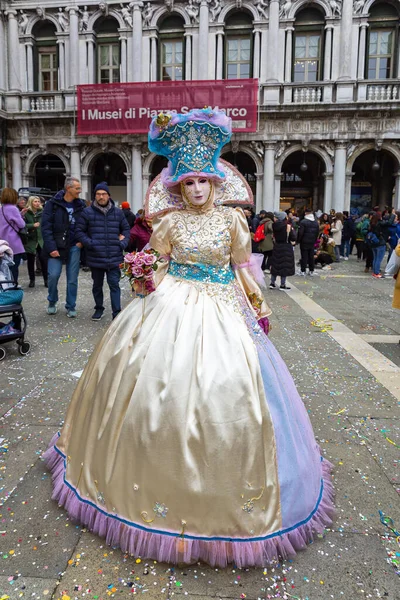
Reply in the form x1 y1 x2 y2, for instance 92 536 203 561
149 213 172 287
230 207 251 265
230 208 272 319
149 213 173 256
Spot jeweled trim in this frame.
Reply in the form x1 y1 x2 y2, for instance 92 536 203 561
53 437 325 544
169 261 235 285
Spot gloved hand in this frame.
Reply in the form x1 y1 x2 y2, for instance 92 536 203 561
258 316 270 336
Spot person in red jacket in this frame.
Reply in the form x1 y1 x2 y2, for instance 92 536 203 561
128 216 152 251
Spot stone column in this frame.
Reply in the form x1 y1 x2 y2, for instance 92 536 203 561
216 31 224 79
26 42 34 92
198 0 209 80
260 28 268 82
68 8 79 88
253 29 261 80
393 172 400 210
142 34 150 81
339 0 353 79
150 34 157 81
358 23 368 79
323 25 333 81
132 1 143 82
262 142 275 212
0 17 6 90
126 173 132 206
323 172 333 213
332 142 347 212
131 143 143 212
184 32 192 80
120 36 127 82
87 37 95 84
70 146 81 180
81 174 90 202
284 27 294 82
12 148 22 191
57 40 66 89
142 170 150 199
267 0 279 81
274 173 282 211
344 170 353 212
255 172 263 212
6 10 21 91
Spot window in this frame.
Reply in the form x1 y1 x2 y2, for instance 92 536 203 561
161 39 183 81
368 30 393 78
294 34 321 82
98 43 120 83
94 17 120 84
293 8 324 83
32 21 58 92
367 3 398 80
158 15 185 81
225 12 253 79
226 38 251 79
38 47 58 91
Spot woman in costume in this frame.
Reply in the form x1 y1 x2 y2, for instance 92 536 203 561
45 109 334 568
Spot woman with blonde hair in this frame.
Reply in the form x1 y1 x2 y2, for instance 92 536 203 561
24 196 47 287
0 188 26 285
331 212 344 262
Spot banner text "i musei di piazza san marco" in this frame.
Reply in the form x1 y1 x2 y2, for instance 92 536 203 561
77 79 258 135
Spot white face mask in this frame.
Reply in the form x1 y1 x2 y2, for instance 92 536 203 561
181 176 212 207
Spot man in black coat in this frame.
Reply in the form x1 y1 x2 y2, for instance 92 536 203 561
75 182 130 321
298 209 320 276
42 177 86 317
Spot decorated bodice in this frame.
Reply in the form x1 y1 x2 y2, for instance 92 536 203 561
150 205 251 270
169 206 234 268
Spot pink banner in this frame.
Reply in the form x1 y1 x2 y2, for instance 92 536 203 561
77 79 258 135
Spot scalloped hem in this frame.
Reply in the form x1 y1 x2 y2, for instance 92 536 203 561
43 434 335 568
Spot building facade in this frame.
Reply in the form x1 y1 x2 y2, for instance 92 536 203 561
1 0 400 213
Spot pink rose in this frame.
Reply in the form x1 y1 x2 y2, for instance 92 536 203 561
134 252 146 266
124 253 136 264
131 266 144 277
143 254 156 265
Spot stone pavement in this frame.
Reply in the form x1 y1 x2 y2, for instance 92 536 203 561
0 254 399 600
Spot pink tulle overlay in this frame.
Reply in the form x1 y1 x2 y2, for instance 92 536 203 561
234 254 266 289
43 435 335 568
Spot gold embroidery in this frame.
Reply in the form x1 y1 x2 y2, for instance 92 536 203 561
242 487 265 513
169 206 233 267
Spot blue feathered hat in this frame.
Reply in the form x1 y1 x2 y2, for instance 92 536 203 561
148 108 232 187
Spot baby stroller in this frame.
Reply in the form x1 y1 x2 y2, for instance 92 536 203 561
0 247 31 360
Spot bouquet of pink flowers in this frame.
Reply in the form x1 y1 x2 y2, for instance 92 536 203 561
121 249 160 297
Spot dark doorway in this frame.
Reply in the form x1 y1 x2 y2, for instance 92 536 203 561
222 151 257 195
35 154 66 192
351 149 397 213
281 151 325 212
150 156 168 182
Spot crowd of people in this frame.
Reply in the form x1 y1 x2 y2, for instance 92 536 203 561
0 179 154 320
1 178 399 317
244 205 400 289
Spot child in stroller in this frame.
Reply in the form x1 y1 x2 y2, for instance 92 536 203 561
0 239 31 360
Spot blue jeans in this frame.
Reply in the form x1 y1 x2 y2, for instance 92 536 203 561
9 253 24 284
372 245 386 275
47 245 81 310
271 274 286 286
343 239 351 258
91 267 121 318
